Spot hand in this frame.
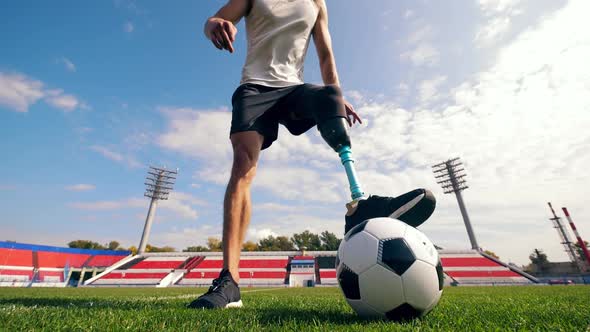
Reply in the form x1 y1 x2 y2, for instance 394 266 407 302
206 18 237 53
344 100 362 126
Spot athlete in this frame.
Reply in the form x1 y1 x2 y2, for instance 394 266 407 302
189 0 436 309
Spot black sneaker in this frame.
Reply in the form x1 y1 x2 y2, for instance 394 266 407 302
187 269 242 309
344 189 436 234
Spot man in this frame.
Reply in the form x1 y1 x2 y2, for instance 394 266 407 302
189 0 435 309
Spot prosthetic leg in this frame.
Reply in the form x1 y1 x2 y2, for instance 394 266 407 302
318 117 436 234
318 118 365 212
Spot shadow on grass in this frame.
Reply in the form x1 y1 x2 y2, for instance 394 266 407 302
252 306 386 326
0 297 170 310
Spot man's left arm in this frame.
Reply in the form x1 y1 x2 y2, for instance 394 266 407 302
312 0 361 125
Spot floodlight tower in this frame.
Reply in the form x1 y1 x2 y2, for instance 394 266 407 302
138 166 178 254
432 158 479 250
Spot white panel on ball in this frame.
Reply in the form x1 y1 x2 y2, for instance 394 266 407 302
347 299 384 319
359 264 405 313
363 217 407 240
404 226 439 266
424 289 443 314
340 231 379 275
401 260 441 311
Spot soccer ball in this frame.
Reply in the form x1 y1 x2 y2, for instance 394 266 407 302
336 217 444 321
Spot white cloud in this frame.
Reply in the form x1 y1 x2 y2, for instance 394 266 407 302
256 202 300 213
70 193 202 221
251 213 344 241
246 228 277 241
0 72 83 112
0 72 44 112
348 0 590 263
157 107 232 161
478 0 522 16
400 43 440 67
254 167 344 203
45 89 79 112
90 145 143 168
58 57 76 72
418 75 447 104
404 9 415 19
159 192 204 219
124 21 134 33
406 25 435 45
65 184 96 192
151 225 219 249
475 0 523 46
69 198 145 210
475 16 512 46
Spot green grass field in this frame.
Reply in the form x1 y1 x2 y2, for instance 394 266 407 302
0 286 588 331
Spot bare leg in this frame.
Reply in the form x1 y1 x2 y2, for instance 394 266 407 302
223 131 263 284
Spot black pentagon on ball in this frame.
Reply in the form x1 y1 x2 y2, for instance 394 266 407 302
344 220 369 241
379 238 416 275
436 259 444 291
337 265 360 300
385 303 421 321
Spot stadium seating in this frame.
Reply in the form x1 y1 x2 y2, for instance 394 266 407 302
90 256 190 286
1 242 536 287
439 250 534 285
0 241 130 287
316 256 337 285
178 255 289 287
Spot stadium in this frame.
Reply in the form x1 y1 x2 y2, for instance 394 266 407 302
2 0 590 330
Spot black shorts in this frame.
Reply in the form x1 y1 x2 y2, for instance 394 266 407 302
230 83 347 150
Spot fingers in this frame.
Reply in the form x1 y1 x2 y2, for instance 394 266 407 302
211 32 223 50
210 21 236 53
345 103 362 125
223 21 236 43
219 28 234 53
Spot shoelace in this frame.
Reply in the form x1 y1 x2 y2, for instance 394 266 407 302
205 277 231 295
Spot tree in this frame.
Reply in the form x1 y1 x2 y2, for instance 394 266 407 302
258 235 295 251
276 236 296 251
128 246 138 255
146 244 175 252
529 249 549 272
108 241 120 251
483 250 499 260
574 241 590 261
184 246 209 252
291 230 322 251
242 241 258 251
320 231 341 251
68 240 106 250
207 237 223 252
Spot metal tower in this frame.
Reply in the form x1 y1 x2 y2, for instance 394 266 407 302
562 207 590 269
433 158 479 249
547 203 580 268
138 166 178 254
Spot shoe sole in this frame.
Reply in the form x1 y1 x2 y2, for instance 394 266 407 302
225 300 243 308
393 189 436 227
389 192 425 219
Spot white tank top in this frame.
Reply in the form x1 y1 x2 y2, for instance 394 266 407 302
241 0 319 87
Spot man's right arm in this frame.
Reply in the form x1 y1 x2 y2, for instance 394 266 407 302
204 0 250 53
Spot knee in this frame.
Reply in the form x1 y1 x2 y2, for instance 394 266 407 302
230 146 258 184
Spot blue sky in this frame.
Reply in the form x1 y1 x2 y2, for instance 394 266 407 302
1 0 589 265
